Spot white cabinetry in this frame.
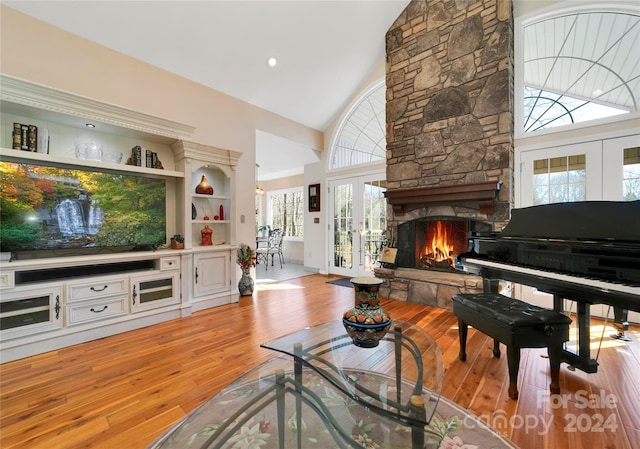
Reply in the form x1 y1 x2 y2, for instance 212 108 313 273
0 75 243 363
172 141 242 311
193 251 231 301
66 275 129 325
0 284 62 339
131 270 180 313
171 140 241 249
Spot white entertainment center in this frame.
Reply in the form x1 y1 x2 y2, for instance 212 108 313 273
0 75 242 363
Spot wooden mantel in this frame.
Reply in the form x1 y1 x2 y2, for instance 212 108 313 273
384 181 501 215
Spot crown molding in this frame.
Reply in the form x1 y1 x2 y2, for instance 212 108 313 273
0 74 195 140
171 140 242 170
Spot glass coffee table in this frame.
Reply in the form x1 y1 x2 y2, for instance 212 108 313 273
149 320 519 449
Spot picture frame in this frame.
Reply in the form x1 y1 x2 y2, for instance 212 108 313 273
308 183 320 212
379 247 397 264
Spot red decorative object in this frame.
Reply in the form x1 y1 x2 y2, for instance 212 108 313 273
195 175 214 195
219 204 224 221
201 225 213 246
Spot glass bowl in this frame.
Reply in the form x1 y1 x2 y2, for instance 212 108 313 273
102 151 123 164
74 142 103 161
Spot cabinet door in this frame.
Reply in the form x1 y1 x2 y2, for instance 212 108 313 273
0 286 63 340
193 252 230 298
131 271 180 313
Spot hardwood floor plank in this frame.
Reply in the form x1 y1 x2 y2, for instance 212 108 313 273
1 274 638 449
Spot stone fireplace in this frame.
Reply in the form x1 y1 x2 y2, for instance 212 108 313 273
375 0 514 310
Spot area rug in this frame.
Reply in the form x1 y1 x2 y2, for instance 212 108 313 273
149 362 519 449
326 278 353 288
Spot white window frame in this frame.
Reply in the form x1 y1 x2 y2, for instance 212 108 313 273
265 187 304 242
514 4 640 141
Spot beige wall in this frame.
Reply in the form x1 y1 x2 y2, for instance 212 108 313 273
0 5 323 256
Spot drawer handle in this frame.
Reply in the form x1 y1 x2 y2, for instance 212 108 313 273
90 306 108 313
90 285 109 292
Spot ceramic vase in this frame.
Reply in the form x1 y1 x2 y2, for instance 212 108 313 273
201 225 213 246
195 175 214 195
238 268 254 296
342 277 391 348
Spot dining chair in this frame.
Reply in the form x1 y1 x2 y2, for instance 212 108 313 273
256 228 285 270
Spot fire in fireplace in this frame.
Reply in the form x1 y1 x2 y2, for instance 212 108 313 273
418 220 467 270
396 217 491 272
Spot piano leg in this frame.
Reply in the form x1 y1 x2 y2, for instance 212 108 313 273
483 278 500 293
577 300 591 360
611 307 631 341
553 295 599 373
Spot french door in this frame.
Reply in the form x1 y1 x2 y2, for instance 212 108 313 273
329 173 386 278
515 133 640 322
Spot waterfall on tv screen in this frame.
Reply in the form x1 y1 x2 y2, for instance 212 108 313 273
88 200 103 235
55 199 86 238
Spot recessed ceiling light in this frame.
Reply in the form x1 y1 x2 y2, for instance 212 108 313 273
267 57 277 68
86 123 96 128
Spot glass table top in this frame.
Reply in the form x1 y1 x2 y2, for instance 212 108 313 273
260 319 444 426
149 320 449 449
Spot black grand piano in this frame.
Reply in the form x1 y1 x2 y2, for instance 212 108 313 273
457 201 640 373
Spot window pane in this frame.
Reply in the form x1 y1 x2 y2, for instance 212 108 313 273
333 184 353 269
624 147 640 200
533 155 587 205
521 12 638 134
331 83 386 170
269 189 303 238
362 180 386 269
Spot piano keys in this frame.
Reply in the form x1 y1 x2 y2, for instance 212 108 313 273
457 200 640 373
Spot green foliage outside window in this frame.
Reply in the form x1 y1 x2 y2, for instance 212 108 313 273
269 189 303 238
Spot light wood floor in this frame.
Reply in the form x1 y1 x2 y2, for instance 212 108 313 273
1 274 639 448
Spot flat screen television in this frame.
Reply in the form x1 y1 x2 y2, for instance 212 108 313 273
0 161 167 260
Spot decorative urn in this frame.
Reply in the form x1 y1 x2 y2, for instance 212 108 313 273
342 277 391 348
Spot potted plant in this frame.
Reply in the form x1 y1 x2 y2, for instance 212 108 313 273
236 243 256 296
257 224 271 238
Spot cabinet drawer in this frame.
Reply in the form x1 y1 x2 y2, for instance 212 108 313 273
67 277 128 302
66 297 127 325
160 256 180 271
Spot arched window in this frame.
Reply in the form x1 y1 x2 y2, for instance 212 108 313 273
517 8 639 135
330 82 386 170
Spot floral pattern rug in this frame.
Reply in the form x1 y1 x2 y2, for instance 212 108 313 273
149 367 519 449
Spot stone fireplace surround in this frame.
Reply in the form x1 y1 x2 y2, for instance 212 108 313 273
376 0 514 310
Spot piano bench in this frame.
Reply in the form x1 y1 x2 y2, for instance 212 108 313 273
452 293 572 400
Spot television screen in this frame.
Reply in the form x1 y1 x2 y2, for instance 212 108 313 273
0 161 166 258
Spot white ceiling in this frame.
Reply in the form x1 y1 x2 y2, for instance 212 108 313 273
3 1 410 180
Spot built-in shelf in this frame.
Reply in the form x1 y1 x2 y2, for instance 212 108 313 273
0 147 183 178
384 181 502 215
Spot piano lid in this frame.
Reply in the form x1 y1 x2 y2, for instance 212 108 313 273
501 201 640 242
